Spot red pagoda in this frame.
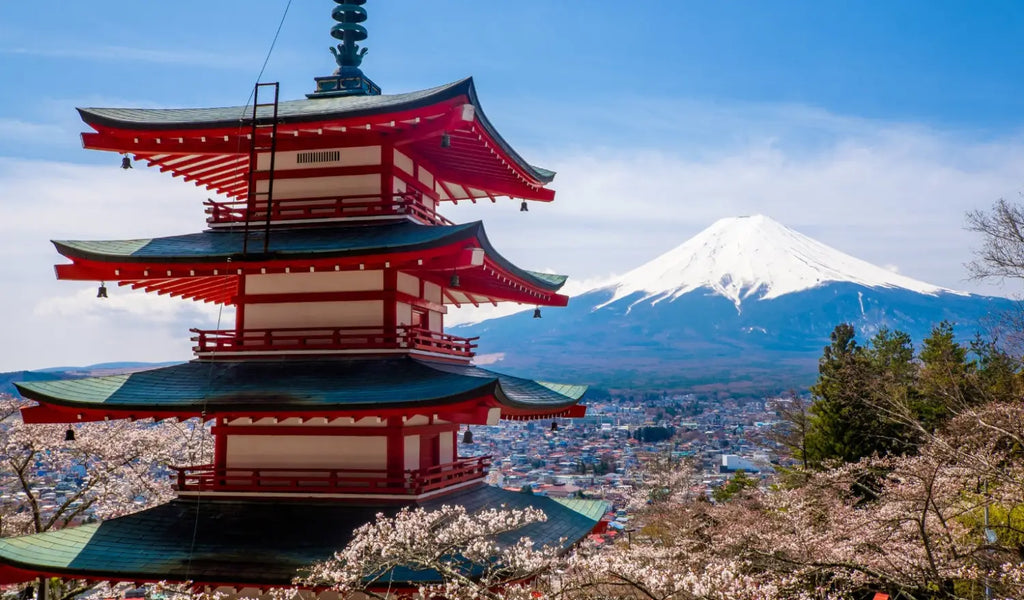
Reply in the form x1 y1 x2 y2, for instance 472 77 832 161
0 1 602 593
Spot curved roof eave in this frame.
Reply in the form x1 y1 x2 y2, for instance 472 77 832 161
13 358 585 415
78 77 554 185
0 489 604 586
52 221 568 293
472 223 568 292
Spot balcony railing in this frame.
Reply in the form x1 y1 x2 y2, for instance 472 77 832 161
204 192 454 227
171 456 492 496
190 325 478 359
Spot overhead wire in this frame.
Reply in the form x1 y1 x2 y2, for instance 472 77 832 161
184 0 295 586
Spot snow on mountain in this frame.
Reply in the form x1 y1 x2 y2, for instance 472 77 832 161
598 215 962 311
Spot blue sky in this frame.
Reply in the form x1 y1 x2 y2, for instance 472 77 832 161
2 1 1024 369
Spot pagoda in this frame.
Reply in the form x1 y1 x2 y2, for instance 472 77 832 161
0 1 602 594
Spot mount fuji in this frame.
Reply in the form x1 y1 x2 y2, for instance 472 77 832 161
454 215 1016 395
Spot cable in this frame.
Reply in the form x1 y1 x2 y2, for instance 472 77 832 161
245 0 295 112
184 0 293 585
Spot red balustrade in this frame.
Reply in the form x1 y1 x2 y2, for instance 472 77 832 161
171 456 492 496
190 326 478 359
204 192 454 227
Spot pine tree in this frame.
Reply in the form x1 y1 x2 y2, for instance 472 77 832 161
916 321 974 431
807 325 917 465
807 324 873 464
972 335 1023 402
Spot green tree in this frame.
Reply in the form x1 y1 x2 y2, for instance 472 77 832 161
807 325 920 465
712 470 758 503
971 335 1022 402
807 324 875 464
916 321 975 431
862 327 920 454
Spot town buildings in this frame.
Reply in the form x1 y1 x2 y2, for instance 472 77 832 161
0 2 603 593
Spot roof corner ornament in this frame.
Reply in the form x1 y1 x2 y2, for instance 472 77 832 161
330 43 368 70
309 0 381 98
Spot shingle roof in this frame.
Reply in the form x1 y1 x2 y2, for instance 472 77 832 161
0 486 606 586
53 220 567 293
78 78 554 185
14 358 586 414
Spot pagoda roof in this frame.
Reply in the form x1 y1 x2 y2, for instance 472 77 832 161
53 220 569 306
15 358 587 423
0 486 607 587
79 78 556 202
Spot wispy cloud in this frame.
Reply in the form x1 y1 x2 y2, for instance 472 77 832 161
0 118 69 140
449 100 1024 302
3 100 1024 369
1 44 256 70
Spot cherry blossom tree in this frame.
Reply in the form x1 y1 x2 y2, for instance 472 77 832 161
298 504 560 600
306 401 1024 600
0 395 211 600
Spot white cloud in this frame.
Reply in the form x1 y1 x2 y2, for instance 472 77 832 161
447 105 1024 308
0 159 226 370
3 101 1024 369
0 118 68 141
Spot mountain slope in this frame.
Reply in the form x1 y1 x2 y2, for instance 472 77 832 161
600 215 957 310
454 216 1014 395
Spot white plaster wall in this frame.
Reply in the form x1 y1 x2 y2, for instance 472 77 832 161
439 431 454 463
226 435 387 470
397 273 420 297
257 146 382 170
423 281 442 304
254 174 381 200
394 149 414 175
404 435 420 471
428 310 442 332
244 300 383 329
418 167 434 188
395 302 412 327
245 271 384 294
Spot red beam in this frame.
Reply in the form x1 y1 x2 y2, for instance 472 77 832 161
19 394 503 425
250 164 382 181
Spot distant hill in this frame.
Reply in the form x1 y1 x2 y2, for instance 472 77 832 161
0 371 67 397
0 362 180 397
454 215 1017 396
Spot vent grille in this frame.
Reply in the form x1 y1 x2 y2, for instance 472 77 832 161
296 150 341 165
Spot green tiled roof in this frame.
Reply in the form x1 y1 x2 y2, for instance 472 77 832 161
55 222 476 261
78 78 554 185
15 358 586 414
53 220 567 293
551 498 611 523
0 486 600 585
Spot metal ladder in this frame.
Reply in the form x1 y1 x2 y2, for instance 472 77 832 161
243 82 280 255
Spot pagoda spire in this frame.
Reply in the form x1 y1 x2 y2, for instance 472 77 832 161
309 0 381 98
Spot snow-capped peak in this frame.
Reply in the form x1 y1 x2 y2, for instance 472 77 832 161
598 215 961 310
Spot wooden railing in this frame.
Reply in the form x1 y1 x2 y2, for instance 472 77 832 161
171 456 492 496
204 192 454 226
190 325 478 359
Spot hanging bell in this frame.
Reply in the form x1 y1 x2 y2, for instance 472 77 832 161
440 132 451 149
533 307 542 319
462 428 474 445
550 420 558 432
449 273 460 288
65 428 75 442
97 283 108 299
520 200 528 212
120 155 133 170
